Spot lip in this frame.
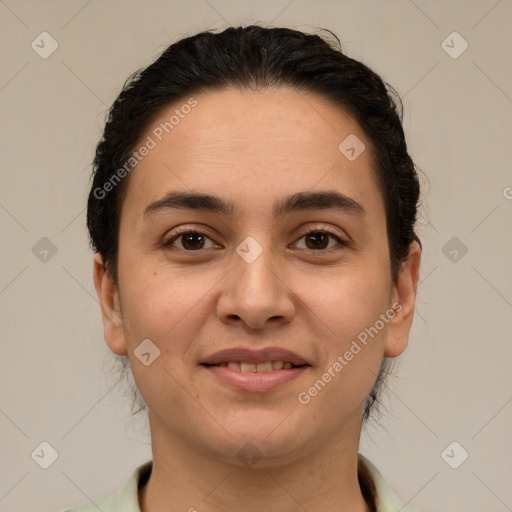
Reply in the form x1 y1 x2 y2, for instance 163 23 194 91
200 347 309 366
199 346 310 393
202 364 309 393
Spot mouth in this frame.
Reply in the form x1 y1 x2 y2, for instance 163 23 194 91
199 347 311 392
201 361 308 372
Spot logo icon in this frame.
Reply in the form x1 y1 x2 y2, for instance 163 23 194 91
31 441 59 469
442 236 468 263
32 237 58 263
441 441 469 469
338 134 366 161
236 442 263 467
236 237 263 264
134 339 161 366
441 32 468 59
31 32 59 59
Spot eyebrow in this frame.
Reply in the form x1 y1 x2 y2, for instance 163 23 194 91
143 190 366 219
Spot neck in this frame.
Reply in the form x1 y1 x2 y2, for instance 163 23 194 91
139 414 373 512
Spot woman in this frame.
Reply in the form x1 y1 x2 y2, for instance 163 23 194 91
68 25 422 512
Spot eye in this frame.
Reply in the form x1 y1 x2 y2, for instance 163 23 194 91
162 228 219 251
293 228 349 251
162 226 349 252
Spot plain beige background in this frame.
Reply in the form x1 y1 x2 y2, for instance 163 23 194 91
1 1 511 511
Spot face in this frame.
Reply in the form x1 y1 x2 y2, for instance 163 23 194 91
94 87 420 466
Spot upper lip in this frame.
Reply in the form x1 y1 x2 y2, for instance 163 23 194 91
200 347 310 366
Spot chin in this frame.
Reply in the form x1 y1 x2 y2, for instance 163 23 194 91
214 440 308 470
200 417 311 468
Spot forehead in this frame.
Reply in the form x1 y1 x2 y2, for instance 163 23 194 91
121 87 385 224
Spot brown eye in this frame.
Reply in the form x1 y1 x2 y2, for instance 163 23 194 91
294 230 348 251
180 232 206 250
163 229 217 251
305 232 329 250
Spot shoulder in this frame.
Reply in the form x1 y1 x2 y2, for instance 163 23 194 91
63 460 152 512
358 454 416 512
63 493 118 512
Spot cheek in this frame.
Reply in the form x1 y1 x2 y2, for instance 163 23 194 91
305 261 391 346
117 257 233 375
117 269 210 415
297 271 390 417
120 269 203 346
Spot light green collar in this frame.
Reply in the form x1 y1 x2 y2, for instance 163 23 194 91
67 455 414 511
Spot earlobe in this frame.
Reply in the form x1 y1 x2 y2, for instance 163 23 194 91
93 253 128 356
384 240 422 358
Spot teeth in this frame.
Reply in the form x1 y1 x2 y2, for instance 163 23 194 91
256 361 273 372
240 363 257 372
219 361 296 372
272 360 284 371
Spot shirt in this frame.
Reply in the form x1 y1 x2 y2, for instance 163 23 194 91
65 454 415 512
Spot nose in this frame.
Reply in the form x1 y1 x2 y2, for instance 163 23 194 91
216 242 295 330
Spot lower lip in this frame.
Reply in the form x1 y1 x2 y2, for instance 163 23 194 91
201 365 309 392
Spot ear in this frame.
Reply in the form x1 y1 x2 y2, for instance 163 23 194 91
93 253 128 356
384 240 422 357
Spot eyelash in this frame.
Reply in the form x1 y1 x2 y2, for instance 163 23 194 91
161 226 350 252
